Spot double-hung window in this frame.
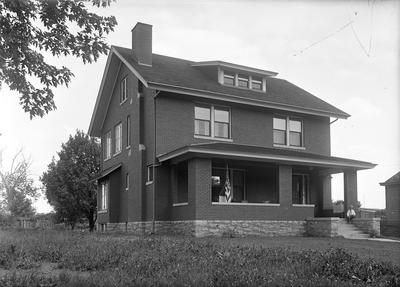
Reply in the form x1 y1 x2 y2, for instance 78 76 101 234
195 106 211 137
195 105 230 139
273 116 303 147
147 165 154 184
100 180 109 210
214 107 230 138
126 115 131 147
114 123 122 154
120 77 127 104
104 131 112 160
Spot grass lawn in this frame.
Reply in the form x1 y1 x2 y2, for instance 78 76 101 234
0 230 399 286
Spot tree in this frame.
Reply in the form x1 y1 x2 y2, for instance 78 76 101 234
0 0 117 118
0 150 38 217
41 130 100 231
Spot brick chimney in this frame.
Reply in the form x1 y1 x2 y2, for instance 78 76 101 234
132 22 152 66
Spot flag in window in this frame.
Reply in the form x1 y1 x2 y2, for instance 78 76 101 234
224 165 232 202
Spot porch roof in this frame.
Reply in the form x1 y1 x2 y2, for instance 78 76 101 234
157 143 376 171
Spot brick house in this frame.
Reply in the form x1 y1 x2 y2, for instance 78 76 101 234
88 23 376 236
380 172 400 236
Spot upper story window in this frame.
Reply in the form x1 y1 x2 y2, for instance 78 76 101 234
195 106 211 136
100 180 109 210
195 105 231 139
273 116 303 147
104 131 112 160
223 71 235 86
221 70 265 92
126 115 131 147
120 77 127 104
114 123 122 154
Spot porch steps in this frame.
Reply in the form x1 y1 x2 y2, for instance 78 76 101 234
337 219 370 239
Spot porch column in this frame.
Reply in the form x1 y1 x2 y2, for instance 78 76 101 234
344 170 358 214
278 165 292 208
322 175 333 215
188 158 212 219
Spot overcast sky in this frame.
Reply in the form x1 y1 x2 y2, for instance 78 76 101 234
0 0 399 212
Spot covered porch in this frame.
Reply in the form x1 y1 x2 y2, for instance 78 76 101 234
159 142 376 224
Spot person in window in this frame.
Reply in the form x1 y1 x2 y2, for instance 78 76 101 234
346 205 356 223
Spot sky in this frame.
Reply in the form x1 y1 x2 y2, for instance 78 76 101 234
0 0 399 212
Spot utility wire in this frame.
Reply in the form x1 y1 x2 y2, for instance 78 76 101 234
292 20 354 57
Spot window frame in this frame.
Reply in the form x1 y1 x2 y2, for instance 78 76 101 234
273 115 304 149
146 165 154 185
194 104 231 140
120 77 128 104
223 71 235 86
126 115 131 148
114 122 122 155
221 70 265 92
104 130 112 161
194 105 211 137
100 180 109 211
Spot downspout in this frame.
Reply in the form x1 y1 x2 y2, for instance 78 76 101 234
152 90 161 233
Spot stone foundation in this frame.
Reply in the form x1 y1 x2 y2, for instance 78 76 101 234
381 220 400 237
305 217 340 237
352 218 381 237
97 220 306 237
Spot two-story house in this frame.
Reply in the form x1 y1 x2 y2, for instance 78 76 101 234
88 22 376 236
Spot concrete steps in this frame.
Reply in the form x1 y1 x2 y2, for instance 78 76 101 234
337 219 370 239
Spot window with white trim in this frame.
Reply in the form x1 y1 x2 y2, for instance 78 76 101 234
237 74 249 88
100 180 109 210
114 123 122 154
147 165 154 184
120 77 127 104
251 77 262 90
223 71 235 86
273 116 303 147
104 131 112 160
126 115 131 147
195 106 211 137
195 105 230 139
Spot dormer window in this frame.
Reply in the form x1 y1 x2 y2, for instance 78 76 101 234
251 77 262 91
221 70 266 92
223 72 235 86
238 74 249 88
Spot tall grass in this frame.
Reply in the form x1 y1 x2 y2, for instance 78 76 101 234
0 230 399 286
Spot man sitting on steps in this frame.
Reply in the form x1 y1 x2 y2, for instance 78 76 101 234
346 205 356 223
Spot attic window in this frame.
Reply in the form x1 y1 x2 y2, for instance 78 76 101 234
223 72 235 85
251 77 262 90
238 75 249 88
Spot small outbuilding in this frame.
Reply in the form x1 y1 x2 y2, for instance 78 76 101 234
380 172 400 236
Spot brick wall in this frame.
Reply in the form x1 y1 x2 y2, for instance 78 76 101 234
155 94 331 156
385 185 400 221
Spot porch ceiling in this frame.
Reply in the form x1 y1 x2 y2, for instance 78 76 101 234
157 143 376 171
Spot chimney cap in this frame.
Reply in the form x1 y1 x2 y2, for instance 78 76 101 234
131 22 152 32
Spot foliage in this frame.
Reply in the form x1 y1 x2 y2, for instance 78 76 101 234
0 150 38 217
0 230 399 286
0 0 117 118
41 130 100 231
